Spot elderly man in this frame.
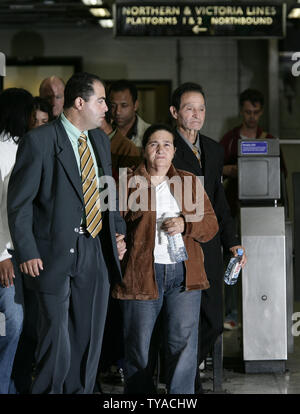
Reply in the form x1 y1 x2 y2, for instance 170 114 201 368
170 82 246 393
8 72 126 394
39 75 65 118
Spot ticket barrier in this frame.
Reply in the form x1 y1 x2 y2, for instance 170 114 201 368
238 139 289 373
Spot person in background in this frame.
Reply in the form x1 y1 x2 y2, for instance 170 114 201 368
14 96 53 392
29 97 52 129
220 88 286 329
112 123 219 394
95 102 141 391
220 88 287 215
100 100 142 180
8 72 126 394
108 79 150 148
0 87 34 394
169 82 247 392
39 75 65 119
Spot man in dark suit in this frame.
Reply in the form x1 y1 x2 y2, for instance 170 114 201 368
169 82 246 392
7 72 126 394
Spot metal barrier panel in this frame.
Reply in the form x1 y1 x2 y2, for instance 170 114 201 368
241 207 287 363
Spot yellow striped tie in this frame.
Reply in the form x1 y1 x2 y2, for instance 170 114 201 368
192 145 202 167
78 133 102 238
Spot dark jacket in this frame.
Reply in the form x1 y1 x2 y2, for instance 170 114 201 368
172 130 239 362
173 132 239 255
7 118 125 294
112 162 219 300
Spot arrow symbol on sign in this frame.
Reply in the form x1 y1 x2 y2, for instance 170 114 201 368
192 25 208 34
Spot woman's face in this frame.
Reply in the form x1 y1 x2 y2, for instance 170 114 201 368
29 109 49 129
144 129 175 170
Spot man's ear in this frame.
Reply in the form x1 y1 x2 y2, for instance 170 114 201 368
74 96 85 110
169 106 178 120
134 99 139 112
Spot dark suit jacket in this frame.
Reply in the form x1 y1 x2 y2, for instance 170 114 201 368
7 118 126 294
173 131 239 282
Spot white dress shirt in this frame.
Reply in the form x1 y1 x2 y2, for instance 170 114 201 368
154 179 181 264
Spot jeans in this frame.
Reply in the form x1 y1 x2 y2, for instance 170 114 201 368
0 257 24 394
122 262 201 394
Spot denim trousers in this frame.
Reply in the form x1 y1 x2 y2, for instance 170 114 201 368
0 255 24 394
122 262 201 394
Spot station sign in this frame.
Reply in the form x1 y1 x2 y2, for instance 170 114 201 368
114 2 286 37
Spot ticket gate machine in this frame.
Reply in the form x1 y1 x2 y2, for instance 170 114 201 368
238 139 288 373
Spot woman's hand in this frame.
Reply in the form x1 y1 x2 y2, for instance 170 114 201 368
161 217 185 236
116 233 127 260
0 258 15 287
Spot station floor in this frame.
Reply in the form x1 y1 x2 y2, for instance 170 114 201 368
99 301 300 395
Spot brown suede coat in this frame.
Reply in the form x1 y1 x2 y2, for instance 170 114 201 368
112 163 219 300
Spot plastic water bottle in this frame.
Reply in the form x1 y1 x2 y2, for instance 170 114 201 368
167 233 188 263
224 248 244 285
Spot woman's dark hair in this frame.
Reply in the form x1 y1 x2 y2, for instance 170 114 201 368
64 72 104 109
0 87 34 143
32 96 53 121
142 123 176 149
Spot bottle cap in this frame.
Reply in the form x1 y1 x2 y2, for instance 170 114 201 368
237 248 243 256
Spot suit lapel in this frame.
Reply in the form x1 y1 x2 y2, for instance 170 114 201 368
175 133 203 176
88 129 108 175
54 120 84 203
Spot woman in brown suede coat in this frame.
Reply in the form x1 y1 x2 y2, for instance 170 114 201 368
113 124 218 394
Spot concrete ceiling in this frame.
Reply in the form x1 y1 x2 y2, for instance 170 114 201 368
0 0 115 28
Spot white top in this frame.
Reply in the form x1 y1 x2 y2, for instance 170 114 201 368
0 133 18 262
153 179 181 264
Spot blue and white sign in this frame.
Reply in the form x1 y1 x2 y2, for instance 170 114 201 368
241 141 268 155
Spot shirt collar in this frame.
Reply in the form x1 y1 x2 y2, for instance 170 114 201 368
126 115 138 139
176 128 200 152
60 112 88 144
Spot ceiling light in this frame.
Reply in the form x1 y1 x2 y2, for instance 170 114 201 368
288 1 300 18
89 7 110 17
98 19 114 28
81 0 103 6
288 7 300 18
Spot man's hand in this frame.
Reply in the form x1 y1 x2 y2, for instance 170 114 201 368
0 258 15 288
229 245 247 268
161 217 185 236
116 233 126 260
20 259 43 277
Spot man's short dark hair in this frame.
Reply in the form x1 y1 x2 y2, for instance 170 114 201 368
0 87 33 142
64 72 104 109
171 82 206 111
108 79 138 103
142 123 176 149
239 88 264 108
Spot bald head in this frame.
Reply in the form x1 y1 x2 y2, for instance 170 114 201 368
39 76 65 118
